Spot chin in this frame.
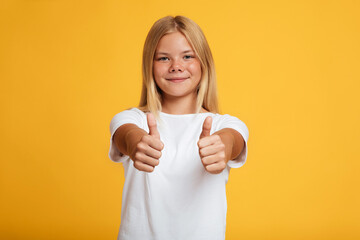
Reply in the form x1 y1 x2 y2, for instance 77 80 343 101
165 92 187 98
163 90 196 99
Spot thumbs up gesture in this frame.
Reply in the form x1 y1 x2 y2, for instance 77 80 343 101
132 113 164 173
197 116 227 174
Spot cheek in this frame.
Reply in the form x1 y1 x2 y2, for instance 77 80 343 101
153 63 159 76
153 63 167 79
188 62 202 79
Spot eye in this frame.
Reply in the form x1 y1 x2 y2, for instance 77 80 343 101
184 55 194 60
157 56 169 61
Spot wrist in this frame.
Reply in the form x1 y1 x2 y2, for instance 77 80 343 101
125 127 147 156
215 129 234 162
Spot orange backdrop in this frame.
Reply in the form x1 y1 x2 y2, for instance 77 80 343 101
1 0 359 239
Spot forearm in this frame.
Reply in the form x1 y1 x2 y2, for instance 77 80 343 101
214 128 245 161
113 124 148 156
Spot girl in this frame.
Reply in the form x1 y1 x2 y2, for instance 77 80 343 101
109 15 249 240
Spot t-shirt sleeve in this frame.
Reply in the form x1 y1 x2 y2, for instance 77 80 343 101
216 114 249 168
108 108 145 163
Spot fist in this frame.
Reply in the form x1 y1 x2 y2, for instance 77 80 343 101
197 116 227 174
131 113 164 173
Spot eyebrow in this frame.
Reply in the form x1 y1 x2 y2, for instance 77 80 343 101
155 50 194 55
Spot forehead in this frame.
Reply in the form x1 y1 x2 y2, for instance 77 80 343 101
155 31 194 53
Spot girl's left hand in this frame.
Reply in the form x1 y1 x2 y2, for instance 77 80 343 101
197 116 229 174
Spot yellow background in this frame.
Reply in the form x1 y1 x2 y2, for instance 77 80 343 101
1 0 359 239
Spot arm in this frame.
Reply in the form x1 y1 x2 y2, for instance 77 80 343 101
213 128 245 162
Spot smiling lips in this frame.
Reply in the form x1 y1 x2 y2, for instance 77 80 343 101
166 77 189 83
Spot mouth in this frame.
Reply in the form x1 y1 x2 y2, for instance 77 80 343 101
166 77 189 83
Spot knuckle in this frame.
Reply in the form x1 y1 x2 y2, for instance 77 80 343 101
205 166 215 174
220 161 226 169
219 143 225 150
157 151 162 159
136 142 145 151
133 161 139 169
159 141 165 150
199 148 205 157
134 152 142 160
143 135 151 143
140 135 147 142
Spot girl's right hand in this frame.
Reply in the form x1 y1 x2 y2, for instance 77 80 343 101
129 113 164 172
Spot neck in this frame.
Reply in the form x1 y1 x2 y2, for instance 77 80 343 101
161 92 203 115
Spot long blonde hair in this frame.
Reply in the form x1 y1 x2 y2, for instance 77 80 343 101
138 15 218 118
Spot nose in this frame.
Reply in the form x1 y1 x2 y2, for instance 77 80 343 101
169 60 184 73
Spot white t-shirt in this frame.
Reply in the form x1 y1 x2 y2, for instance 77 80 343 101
108 108 249 240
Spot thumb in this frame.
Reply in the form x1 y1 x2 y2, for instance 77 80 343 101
147 112 160 139
200 116 212 139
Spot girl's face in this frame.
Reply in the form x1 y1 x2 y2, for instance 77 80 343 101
153 31 202 101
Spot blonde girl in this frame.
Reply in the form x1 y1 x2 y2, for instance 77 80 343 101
109 15 249 240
